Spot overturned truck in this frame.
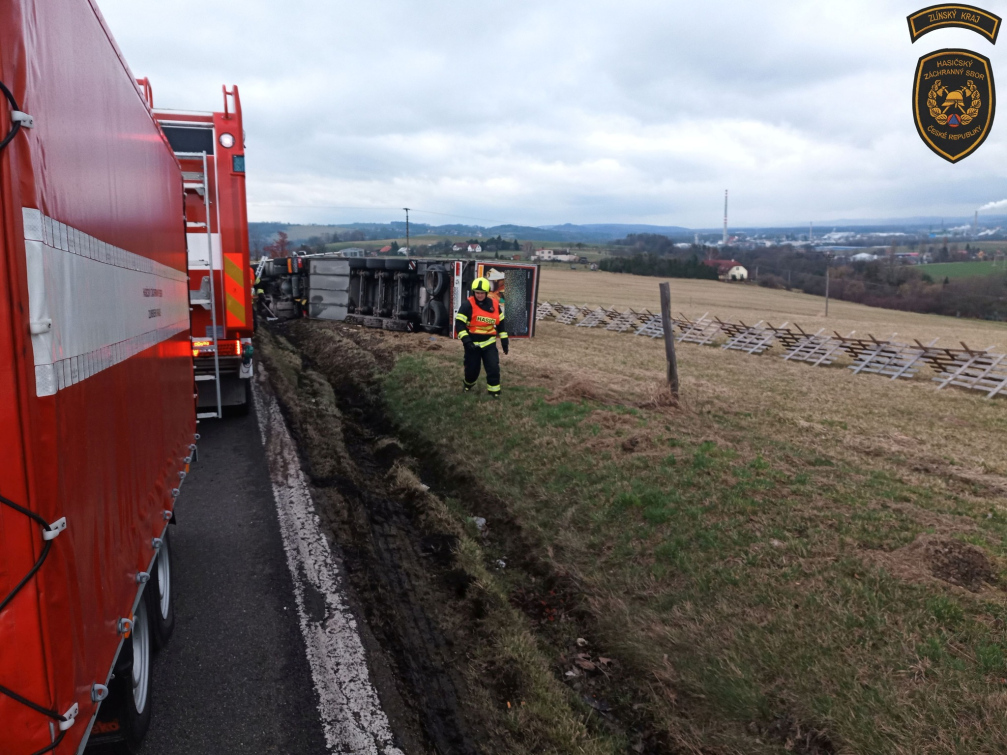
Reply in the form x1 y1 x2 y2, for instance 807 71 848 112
257 256 541 339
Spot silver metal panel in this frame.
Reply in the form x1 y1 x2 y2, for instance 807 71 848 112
309 289 350 306
309 259 352 275
310 304 349 321
309 275 351 292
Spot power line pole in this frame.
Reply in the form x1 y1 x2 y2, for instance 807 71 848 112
403 207 411 255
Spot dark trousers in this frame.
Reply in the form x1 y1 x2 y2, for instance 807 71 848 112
464 342 501 393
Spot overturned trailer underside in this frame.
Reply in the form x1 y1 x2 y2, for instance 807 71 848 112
257 256 540 339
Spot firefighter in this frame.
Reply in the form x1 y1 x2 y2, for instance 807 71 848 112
456 277 508 397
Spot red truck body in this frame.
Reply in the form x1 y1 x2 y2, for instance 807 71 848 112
153 90 254 413
0 2 195 753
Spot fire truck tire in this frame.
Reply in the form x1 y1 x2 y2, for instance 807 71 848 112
106 599 153 753
148 529 175 649
421 300 448 330
365 258 386 269
424 267 448 296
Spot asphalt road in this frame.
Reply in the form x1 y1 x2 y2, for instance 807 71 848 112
139 408 328 755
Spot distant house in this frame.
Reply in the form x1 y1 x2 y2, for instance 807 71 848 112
467 243 482 253
336 248 365 258
379 245 393 254
851 252 878 263
533 248 578 262
452 243 465 252
703 259 748 281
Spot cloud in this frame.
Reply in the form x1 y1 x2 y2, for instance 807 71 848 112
978 199 1007 212
96 0 1007 227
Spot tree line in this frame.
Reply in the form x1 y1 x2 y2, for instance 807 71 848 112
604 234 1007 321
599 253 719 280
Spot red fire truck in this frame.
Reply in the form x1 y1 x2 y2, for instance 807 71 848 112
0 3 246 754
153 88 254 418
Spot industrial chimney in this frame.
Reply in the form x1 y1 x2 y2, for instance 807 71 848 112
723 190 728 246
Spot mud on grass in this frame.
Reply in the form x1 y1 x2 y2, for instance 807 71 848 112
256 323 620 755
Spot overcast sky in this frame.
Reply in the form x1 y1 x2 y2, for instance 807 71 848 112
98 0 1007 229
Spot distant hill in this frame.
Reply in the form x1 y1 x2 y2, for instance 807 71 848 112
249 215 1007 249
540 223 692 239
250 221 698 247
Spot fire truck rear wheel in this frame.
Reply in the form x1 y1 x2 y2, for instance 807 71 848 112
148 529 175 649
107 599 153 753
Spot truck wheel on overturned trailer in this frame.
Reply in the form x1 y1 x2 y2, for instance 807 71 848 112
364 258 386 269
148 529 175 649
421 300 448 330
424 266 448 296
384 258 409 271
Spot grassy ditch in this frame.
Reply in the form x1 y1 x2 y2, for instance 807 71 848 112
378 323 1007 754
256 323 620 755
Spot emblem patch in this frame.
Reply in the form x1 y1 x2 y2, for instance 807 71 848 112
908 4 1001 43
913 48 996 163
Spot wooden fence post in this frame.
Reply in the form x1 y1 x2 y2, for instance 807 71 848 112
659 282 680 401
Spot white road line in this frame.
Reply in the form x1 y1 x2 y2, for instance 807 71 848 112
252 371 404 755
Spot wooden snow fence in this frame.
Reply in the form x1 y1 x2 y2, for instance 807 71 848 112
634 313 667 339
783 329 848 367
606 309 649 333
773 324 813 352
536 301 562 320
848 337 936 381
576 306 617 329
555 304 591 325
538 300 1006 400
722 321 787 355
676 313 721 345
931 345 1007 399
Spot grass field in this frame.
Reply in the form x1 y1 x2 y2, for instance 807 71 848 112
538 268 1007 352
269 273 1007 754
378 314 1007 753
921 261 1007 280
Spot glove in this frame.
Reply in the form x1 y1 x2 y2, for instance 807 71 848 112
462 335 475 351
501 339 509 355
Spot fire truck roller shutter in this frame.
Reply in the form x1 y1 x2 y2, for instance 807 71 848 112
160 125 214 155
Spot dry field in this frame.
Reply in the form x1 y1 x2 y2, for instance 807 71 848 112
380 314 1007 754
540 268 1007 352
264 285 1007 754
